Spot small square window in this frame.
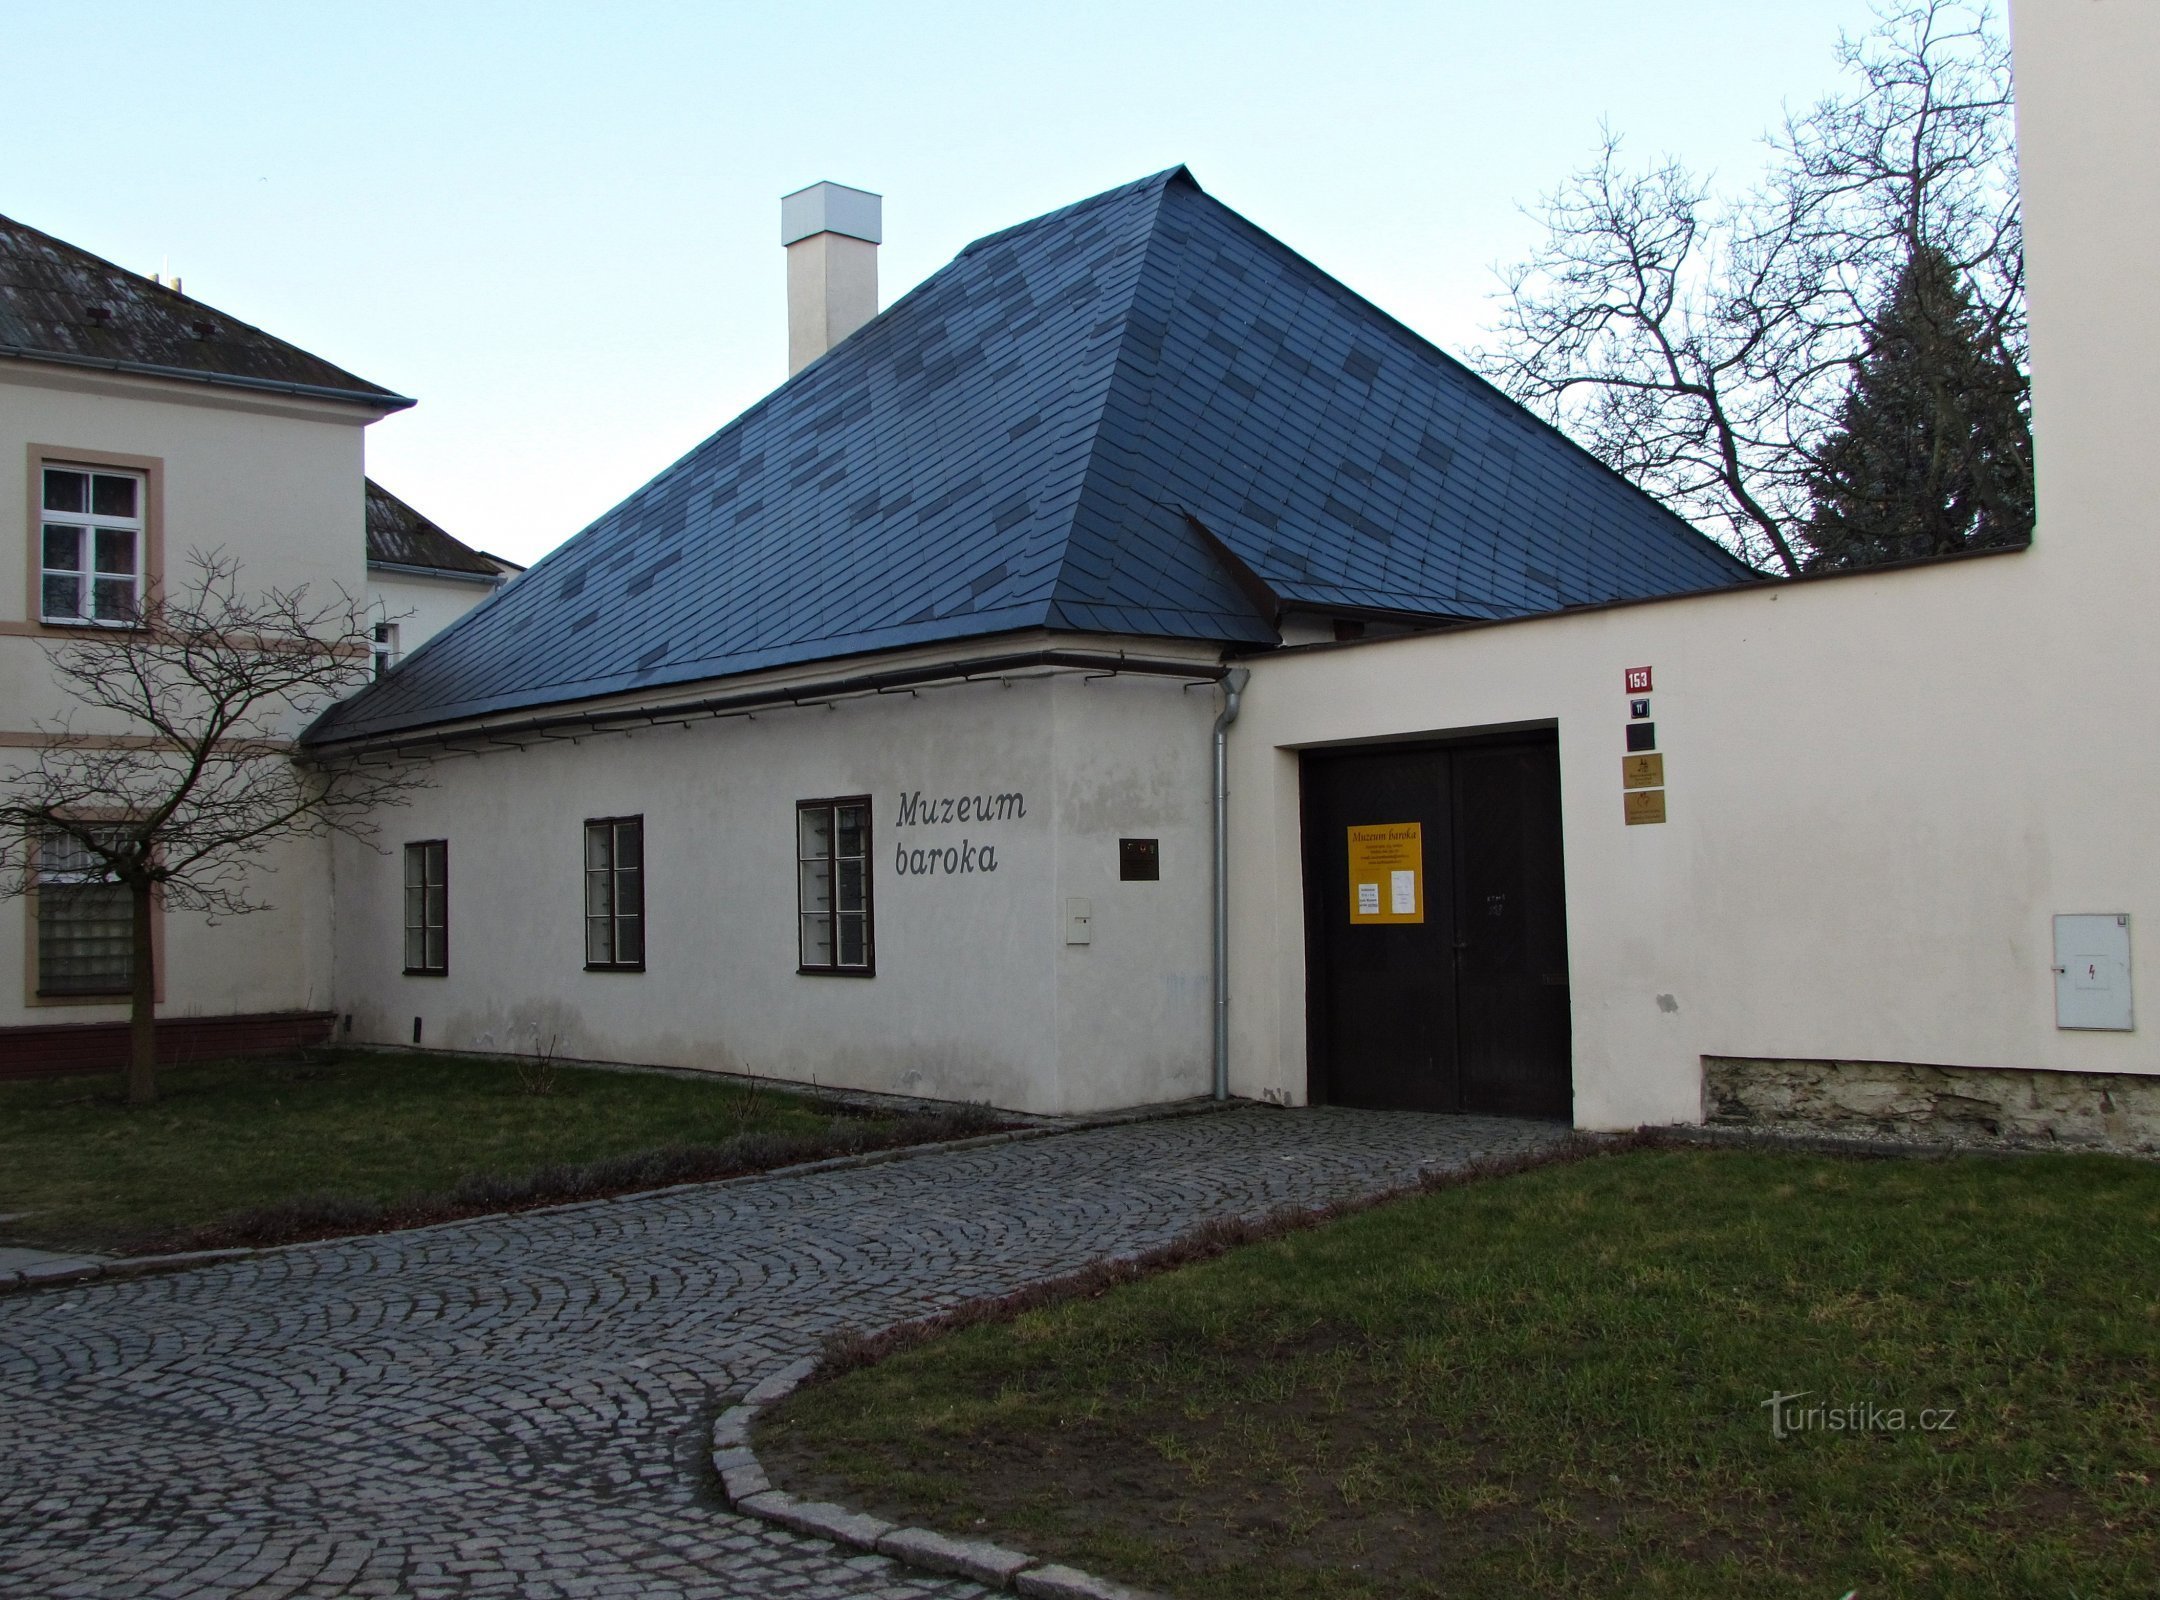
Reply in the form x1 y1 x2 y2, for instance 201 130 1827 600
798 797 873 975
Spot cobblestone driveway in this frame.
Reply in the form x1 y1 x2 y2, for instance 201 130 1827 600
0 1108 1568 1599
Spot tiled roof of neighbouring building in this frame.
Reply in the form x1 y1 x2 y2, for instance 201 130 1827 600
307 167 1753 746
0 212 409 408
366 480 501 578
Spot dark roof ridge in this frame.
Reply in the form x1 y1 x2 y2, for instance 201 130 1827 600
958 166 1194 259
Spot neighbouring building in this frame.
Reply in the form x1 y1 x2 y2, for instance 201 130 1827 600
0 216 493 1074
365 478 508 675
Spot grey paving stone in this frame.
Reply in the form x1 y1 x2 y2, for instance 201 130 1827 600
739 1493 893 1550
1014 1563 1161 1600
710 1405 759 1449
876 1528 1033 1587
720 1461 772 1502
0 1107 1566 1597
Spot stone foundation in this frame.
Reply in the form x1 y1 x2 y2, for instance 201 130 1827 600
1702 1057 2160 1154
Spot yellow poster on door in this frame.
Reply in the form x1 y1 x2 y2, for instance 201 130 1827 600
1347 822 1423 924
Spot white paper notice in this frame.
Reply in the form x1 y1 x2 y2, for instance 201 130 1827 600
1390 870 1416 914
1357 882 1380 915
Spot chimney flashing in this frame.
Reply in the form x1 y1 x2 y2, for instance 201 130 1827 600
781 181 883 247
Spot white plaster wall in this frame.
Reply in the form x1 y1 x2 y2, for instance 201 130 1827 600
1 365 376 1030
1049 671 1218 1109
366 568 498 662
1224 0 2160 1129
331 666 1221 1113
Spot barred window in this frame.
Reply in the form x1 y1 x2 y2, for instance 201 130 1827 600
797 797 873 975
584 816 645 971
36 829 132 997
403 840 447 975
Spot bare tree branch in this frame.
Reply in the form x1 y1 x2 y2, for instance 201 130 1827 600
0 550 430 1103
1473 0 2023 575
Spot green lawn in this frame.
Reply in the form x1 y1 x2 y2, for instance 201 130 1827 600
0 1051 977 1254
760 1147 2160 1600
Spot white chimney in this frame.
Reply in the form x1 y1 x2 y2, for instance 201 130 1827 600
781 181 882 375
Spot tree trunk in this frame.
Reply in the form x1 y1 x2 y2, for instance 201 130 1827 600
126 880 157 1107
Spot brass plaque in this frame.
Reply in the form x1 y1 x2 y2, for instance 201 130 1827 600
1622 753 1665 790
1624 789 1667 826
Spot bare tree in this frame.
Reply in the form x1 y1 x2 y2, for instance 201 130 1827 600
0 553 426 1105
1476 0 2023 574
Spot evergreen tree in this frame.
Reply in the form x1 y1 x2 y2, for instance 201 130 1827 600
1803 245 2033 570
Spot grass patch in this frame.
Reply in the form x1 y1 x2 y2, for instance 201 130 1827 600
759 1145 2160 1599
0 1051 999 1255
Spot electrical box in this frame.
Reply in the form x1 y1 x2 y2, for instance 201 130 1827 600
1065 896 1093 945
2054 914 2133 1031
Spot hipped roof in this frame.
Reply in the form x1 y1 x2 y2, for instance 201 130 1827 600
309 167 1750 746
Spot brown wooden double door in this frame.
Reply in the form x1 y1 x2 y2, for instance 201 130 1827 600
1301 735 1572 1118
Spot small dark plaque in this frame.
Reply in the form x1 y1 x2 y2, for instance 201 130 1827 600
1625 722 1657 753
1630 697 1651 719
1119 838 1160 881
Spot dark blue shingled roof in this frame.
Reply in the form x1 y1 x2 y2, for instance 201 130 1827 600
309 168 1752 745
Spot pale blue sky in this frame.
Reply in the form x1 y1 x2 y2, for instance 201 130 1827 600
6 1 1881 565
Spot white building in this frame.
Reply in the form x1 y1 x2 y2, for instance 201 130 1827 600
304 173 1746 1113
1217 0 2159 1143
365 479 509 674
0 219 491 1074
10 0 2150 1145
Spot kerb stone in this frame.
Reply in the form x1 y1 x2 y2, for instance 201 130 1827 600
1017 1562 1164 1599
878 1525 1033 1587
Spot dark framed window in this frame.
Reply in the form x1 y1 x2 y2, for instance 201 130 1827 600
35 828 131 996
584 816 645 971
403 840 447 975
797 796 873 976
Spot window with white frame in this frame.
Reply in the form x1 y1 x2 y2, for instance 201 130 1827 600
403 840 447 975
372 621 401 678
40 466 144 626
583 816 645 970
797 797 873 975
35 828 132 997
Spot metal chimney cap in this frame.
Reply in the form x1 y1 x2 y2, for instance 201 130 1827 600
781 182 883 246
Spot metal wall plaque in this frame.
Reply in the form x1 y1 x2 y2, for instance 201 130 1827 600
1625 721 1657 753
1622 753 1665 790
1624 789 1667 826
1118 837 1160 881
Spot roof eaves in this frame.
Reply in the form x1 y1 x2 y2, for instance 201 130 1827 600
0 342 415 412
366 558 503 586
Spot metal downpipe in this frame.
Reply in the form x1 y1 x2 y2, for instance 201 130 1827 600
1212 666 1250 1101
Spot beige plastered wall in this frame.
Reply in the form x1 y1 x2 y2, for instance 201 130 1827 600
330 658 1219 1114
366 567 499 661
1223 0 2160 1128
1 362 381 1028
